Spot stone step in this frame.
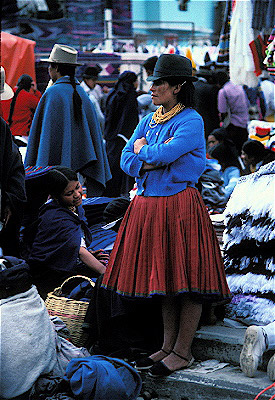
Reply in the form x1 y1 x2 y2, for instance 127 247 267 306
141 365 274 400
192 323 273 370
139 323 275 400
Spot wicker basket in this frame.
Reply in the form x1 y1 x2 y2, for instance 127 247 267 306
45 275 94 347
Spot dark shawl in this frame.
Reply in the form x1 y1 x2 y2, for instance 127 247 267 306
28 200 92 274
104 71 139 143
0 117 26 219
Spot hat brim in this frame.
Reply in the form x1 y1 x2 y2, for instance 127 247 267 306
40 57 82 66
0 83 14 100
82 75 98 79
102 217 123 230
147 74 197 82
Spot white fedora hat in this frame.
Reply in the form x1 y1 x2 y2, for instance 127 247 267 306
0 66 14 100
41 44 82 65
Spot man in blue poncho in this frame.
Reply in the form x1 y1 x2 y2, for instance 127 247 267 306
24 44 111 197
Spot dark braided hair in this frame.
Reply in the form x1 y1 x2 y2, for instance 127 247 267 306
47 166 78 198
52 62 82 122
8 74 33 126
165 77 195 108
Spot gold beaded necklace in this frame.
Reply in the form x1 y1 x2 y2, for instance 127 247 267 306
149 102 185 128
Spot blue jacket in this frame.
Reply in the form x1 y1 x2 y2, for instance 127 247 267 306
121 108 206 196
221 166 240 200
25 77 111 189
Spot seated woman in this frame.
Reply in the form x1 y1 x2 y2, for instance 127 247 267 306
207 128 243 200
27 166 108 299
241 139 275 175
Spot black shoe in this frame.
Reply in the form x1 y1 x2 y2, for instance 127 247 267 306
134 348 170 371
148 360 172 377
134 356 155 371
148 351 194 377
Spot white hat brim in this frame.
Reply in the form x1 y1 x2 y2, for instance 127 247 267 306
40 57 82 66
0 83 14 100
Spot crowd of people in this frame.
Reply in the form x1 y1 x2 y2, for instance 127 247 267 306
0 42 275 399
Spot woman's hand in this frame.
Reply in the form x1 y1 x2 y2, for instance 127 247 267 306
134 137 147 154
79 246 106 274
90 249 110 267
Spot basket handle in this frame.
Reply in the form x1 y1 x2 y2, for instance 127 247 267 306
53 275 95 296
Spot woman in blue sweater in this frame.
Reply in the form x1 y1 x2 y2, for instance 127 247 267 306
102 54 231 376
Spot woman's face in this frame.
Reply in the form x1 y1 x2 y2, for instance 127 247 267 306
241 150 255 167
59 180 83 208
207 134 219 149
150 79 178 112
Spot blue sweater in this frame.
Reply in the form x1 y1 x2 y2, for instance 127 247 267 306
121 108 206 196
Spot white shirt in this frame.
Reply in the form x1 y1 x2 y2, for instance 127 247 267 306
260 79 275 119
80 81 105 130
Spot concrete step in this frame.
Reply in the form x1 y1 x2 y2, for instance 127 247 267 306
192 323 273 370
141 365 274 400
139 323 275 400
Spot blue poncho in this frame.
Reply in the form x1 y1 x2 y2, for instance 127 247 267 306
25 77 111 189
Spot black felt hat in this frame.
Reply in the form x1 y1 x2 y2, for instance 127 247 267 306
82 65 102 79
147 54 197 82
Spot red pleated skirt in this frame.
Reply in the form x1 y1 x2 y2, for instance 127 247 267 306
102 187 231 302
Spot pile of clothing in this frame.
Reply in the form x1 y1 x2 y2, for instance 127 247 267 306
0 256 142 400
223 161 275 325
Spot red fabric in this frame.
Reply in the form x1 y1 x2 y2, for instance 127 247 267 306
0 99 12 122
102 188 231 300
9 89 40 136
255 126 271 137
1 32 36 88
249 35 266 77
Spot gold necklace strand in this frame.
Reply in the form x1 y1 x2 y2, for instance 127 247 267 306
151 103 185 126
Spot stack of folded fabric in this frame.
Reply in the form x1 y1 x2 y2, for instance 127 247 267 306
223 161 275 325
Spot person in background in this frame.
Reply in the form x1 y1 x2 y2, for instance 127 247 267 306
24 44 111 197
102 54 231 377
104 71 139 197
137 93 157 120
81 64 108 112
206 126 227 151
28 166 108 299
143 56 158 79
208 134 242 200
0 66 13 120
0 67 26 257
137 56 159 120
80 66 105 131
194 68 220 138
216 70 249 155
241 139 275 174
260 71 275 122
6 74 41 139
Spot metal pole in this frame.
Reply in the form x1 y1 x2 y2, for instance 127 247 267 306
104 0 113 52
